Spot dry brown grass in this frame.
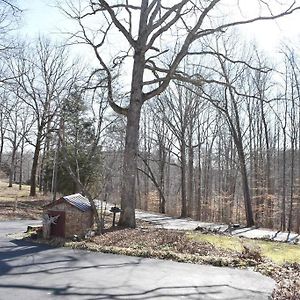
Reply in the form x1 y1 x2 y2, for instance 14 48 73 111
0 180 31 201
0 180 48 221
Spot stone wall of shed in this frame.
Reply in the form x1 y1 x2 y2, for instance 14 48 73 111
44 202 93 238
65 205 93 237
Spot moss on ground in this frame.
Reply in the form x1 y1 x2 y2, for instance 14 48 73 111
189 232 300 264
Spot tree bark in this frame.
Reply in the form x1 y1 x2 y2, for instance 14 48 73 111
19 139 24 190
118 49 145 228
30 134 42 196
158 138 166 214
230 105 255 227
180 141 187 218
8 147 16 187
236 141 254 227
187 131 194 217
281 129 287 231
216 54 255 227
196 122 202 220
117 0 149 227
287 138 295 232
0 132 4 167
118 100 142 228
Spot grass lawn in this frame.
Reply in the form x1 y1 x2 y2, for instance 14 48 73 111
189 232 300 264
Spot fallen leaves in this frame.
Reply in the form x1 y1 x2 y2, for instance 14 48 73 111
266 263 300 300
0 199 43 221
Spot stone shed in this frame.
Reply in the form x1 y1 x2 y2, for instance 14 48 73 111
44 193 93 238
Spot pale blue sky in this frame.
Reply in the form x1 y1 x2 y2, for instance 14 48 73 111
19 0 67 39
18 1 300 57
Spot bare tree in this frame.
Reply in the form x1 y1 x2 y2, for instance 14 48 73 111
151 104 173 214
61 0 300 227
280 46 300 233
0 1 21 14
5 96 34 187
0 0 21 83
190 35 259 226
0 1 21 168
10 37 77 196
154 82 200 217
0 91 9 165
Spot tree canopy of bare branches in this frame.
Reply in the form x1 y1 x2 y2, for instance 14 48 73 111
60 0 300 228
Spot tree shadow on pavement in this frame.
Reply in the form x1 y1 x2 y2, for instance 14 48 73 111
0 239 53 276
0 282 271 300
0 238 272 300
0 238 143 277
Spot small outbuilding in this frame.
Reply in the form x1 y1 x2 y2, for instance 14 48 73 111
43 193 93 238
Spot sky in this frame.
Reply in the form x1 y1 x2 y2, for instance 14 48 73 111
17 0 300 61
18 0 69 40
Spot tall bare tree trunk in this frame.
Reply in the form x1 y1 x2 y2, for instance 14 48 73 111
230 106 254 227
187 127 194 217
288 138 295 232
180 140 187 218
51 141 60 201
118 49 144 227
158 148 166 214
237 143 254 227
118 100 142 228
0 132 4 166
8 147 16 187
196 122 202 220
30 133 42 196
117 0 150 228
19 139 24 190
216 54 255 227
281 111 287 231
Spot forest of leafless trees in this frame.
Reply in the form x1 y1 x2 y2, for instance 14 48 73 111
1 0 300 232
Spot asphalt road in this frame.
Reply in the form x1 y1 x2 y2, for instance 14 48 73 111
0 220 275 300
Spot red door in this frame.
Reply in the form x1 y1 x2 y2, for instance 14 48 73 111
48 210 65 237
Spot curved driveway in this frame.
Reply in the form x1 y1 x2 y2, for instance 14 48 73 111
0 220 275 299
135 210 300 243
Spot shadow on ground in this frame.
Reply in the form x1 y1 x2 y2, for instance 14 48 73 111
0 282 268 300
0 224 274 300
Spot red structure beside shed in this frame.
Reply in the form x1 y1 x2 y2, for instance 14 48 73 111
43 194 93 238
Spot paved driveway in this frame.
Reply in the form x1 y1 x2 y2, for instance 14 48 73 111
135 210 300 244
0 220 275 299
